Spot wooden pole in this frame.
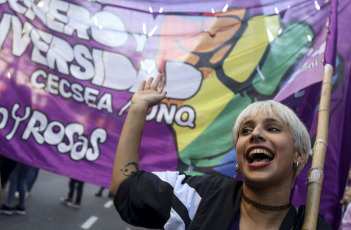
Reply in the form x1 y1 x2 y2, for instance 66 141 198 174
302 64 334 230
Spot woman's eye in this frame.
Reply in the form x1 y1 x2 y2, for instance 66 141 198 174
241 128 252 134
268 127 280 132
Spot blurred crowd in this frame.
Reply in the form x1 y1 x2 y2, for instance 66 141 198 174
0 156 114 216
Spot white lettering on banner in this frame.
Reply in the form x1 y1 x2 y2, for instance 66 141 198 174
0 13 11 49
6 103 31 140
22 110 48 144
47 0 69 34
47 36 75 75
31 27 52 67
146 104 196 128
86 128 107 161
0 107 9 129
95 50 138 90
64 4 90 40
132 33 148 52
156 104 177 124
30 69 113 113
0 1 203 127
91 11 128 47
56 123 84 153
163 61 203 100
0 15 202 100
127 59 202 100
5 0 131 47
71 44 95 80
175 106 196 128
12 17 32 56
44 121 65 145
0 103 107 162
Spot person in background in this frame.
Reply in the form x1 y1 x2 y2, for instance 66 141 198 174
95 186 114 199
15 166 39 200
0 156 17 189
341 169 351 209
340 168 351 229
110 75 331 229
25 166 39 198
95 186 105 197
60 178 85 209
0 162 30 215
342 203 351 229
0 176 2 202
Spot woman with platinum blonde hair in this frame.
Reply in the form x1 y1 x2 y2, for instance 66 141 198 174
110 76 331 229
232 100 311 182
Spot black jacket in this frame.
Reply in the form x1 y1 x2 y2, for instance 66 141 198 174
114 170 331 230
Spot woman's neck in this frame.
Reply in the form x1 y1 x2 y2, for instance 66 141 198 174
239 184 292 230
243 183 292 206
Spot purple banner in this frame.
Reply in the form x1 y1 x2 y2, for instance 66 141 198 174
0 0 350 228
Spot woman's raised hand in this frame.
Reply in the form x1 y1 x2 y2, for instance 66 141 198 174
131 74 167 110
110 75 166 196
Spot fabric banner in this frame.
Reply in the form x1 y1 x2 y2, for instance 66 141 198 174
0 0 350 228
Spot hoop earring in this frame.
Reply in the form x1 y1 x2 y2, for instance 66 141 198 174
294 161 299 170
234 164 241 179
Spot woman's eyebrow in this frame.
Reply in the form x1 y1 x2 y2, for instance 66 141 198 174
242 120 254 126
242 118 278 125
241 118 281 129
264 118 279 123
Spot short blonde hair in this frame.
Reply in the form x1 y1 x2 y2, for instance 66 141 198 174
232 100 310 177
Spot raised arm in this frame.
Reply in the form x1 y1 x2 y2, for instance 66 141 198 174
109 75 167 195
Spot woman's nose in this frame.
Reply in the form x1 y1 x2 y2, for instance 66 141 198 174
249 127 265 144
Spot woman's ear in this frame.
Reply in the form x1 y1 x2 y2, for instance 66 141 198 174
295 149 306 165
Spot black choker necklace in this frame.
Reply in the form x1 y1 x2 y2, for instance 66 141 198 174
241 192 291 212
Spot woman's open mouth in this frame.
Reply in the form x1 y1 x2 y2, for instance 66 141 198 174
247 148 275 166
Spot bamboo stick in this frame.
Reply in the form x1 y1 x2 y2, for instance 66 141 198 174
302 64 334 229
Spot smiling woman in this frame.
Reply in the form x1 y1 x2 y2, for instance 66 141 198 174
231 101 313 229
232 100 312 184
110 76 331 230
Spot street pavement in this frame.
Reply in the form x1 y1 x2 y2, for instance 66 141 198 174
0 170 150 230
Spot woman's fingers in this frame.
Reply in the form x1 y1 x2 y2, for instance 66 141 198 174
145 77 154 90
132 75 167 108
137 74 166 94
150 74 163 91
157 75 166 93
137 80 146 92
